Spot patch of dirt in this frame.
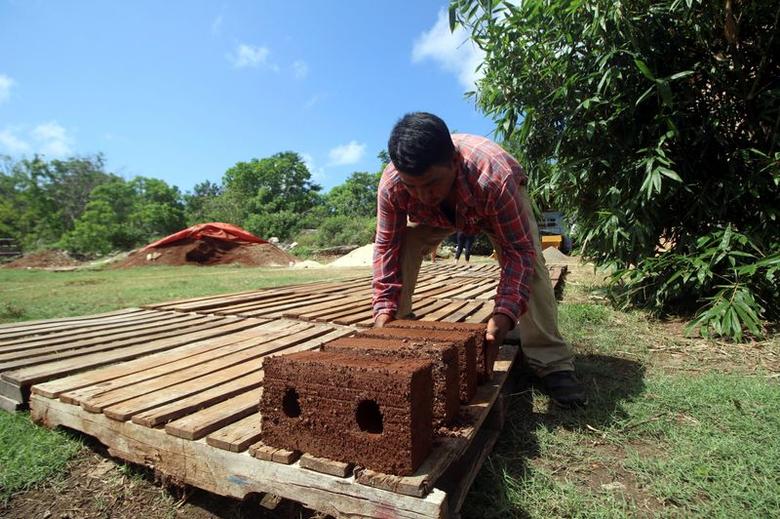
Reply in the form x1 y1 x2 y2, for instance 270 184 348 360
534 440 665 517
1 448 321 519
113 239 295 269
2 249 81 269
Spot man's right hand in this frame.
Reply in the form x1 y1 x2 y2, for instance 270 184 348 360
374 313 395 328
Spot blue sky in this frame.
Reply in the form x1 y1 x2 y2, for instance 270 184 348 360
0 1 495 193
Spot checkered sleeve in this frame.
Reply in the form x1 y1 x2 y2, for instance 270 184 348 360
486 173 536 325
372 176 406 318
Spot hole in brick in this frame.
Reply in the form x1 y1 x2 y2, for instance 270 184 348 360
282 388 301 418
355 399 383 434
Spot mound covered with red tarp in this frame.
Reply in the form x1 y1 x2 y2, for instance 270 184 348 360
141 222 267 251
115 222 295 268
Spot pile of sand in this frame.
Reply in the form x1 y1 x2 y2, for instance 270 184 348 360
329 243 374 267
292 260 325 269
543 247 575 264
114 238 295 268
2 249 81 269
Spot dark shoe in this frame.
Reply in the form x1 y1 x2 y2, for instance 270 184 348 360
540 371 587 409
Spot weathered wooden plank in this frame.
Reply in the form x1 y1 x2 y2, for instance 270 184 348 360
163 327 352 439
462 303 494 324
299 454 354 478
249 443 300 464
2 318 259 396
420 300 470 322
31 395 447 519
94 326 333 419
0 314 214 371
0 309 153 340
130 374 262 428
0 312 205 361
60 321 312 406
31 319 279 399
0 307 145 332
0 393 21 412
206 413 262 452
0 311 182 350
166 388 263 440
440 301 483 323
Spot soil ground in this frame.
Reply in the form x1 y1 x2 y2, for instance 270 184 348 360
2 249 81 269
114 239 295 269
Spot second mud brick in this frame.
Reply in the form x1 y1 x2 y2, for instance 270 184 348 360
261 350 433 476
387 320 494 381
322 336 459 425
356 327 477 403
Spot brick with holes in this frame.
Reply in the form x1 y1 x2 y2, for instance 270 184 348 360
321 336 459 426
386 320 494 381
355 327 477 403
260 350 433 476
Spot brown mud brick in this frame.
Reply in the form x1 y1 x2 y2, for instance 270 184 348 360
387 320 494 382
322 337 459 426
356 327 477 403
261 350 433 476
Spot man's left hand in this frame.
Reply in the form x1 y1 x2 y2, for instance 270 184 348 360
486 313 514 351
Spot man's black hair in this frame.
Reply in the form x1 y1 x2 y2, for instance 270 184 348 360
387 112 455 176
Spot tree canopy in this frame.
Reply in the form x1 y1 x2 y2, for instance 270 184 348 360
451 0 779 340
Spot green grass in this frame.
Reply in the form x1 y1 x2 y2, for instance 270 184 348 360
0 412 83 502
0 264 367 324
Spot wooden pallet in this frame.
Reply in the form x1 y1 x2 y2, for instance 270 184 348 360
140 262 562 327
0 310 266 410
31 332 517 519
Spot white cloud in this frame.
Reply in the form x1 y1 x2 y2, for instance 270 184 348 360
301 152 325 181
412 10 485 90
328 141 365 166
0 129 29 153
0 74 14 104
228 43 272 69
304 93 323 110
32 121 72 157
292 60 309 79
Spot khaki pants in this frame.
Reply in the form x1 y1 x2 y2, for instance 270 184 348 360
396 186 574 377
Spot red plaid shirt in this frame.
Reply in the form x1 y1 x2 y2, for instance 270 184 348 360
373 133 536 324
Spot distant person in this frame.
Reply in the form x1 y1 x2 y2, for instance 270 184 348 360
454 231 475 264
371 112 585 409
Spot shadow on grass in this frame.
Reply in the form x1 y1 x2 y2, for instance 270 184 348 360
461 352 646 518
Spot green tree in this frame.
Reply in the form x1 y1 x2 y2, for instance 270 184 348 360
61 176 185 256
184 180 223 225
451 0 780 340
0 154 117 249
325 171 381 217
221 152 322 239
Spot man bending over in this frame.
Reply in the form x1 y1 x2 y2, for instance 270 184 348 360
372 112 586 408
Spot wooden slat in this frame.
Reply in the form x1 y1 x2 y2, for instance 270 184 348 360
31 319 282 399
299 454 354 478
2 318 259 398
0 312 205 361
249 443 300 464
0 314 213 371
60 321 312 406
206 413 262 452
0 307 145 332
166 388 263 440
462 303 494 324
441 301 483 323
92 325 333 418
0 309 153 340
0 310 188 351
